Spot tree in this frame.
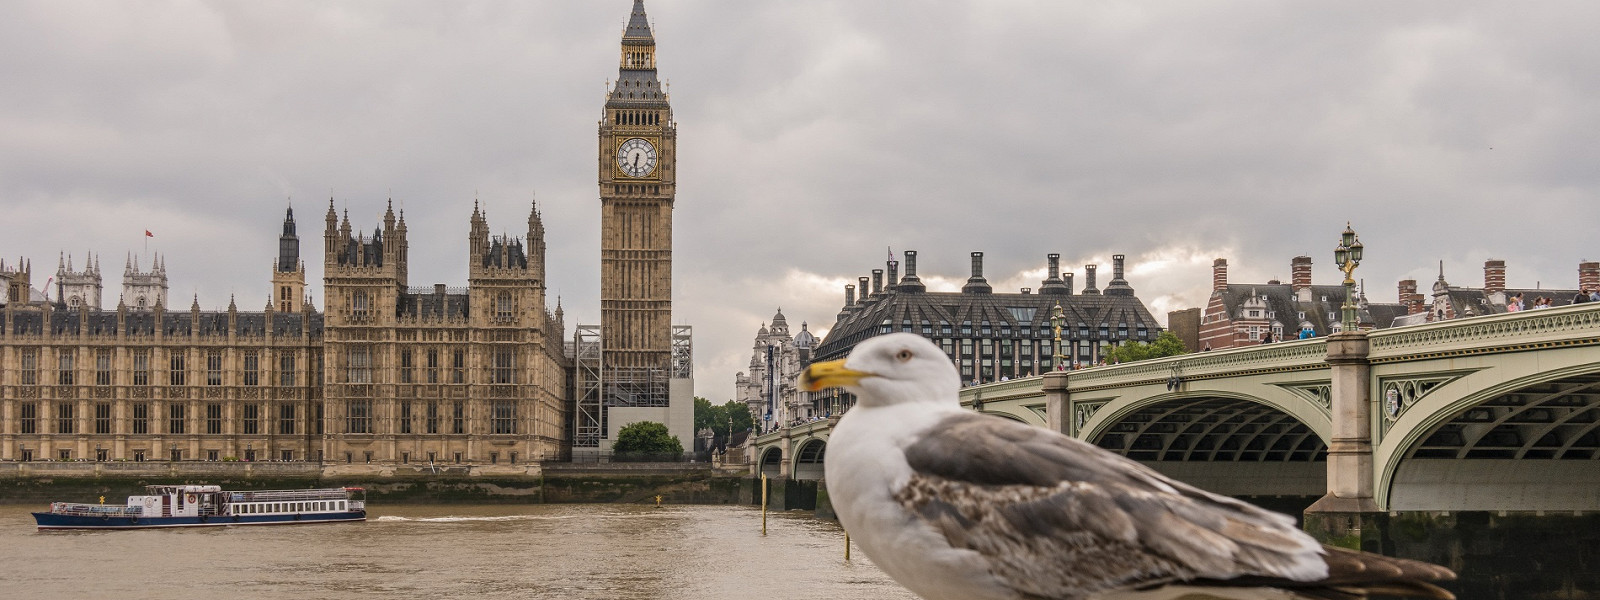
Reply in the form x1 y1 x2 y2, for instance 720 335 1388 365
692 397 756 450
612 421 683 457
1105 331 1189 364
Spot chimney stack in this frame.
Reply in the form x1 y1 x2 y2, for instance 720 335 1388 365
1579 262 1600 293
1291 256 1313 303
1105 254 1134 296
1212 258 1228 291
1484 260 1506 294
1040 253 1071 295
1064 272 1074 294
962 252 992 293
858 277 871 304
1082 264 1100 295
899 250 926 292
845 284 856 307
1398 279 1425 314
871 269 884 296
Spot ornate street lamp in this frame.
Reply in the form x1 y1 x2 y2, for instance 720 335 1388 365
1334 223 1364 332
1050 303 1069 371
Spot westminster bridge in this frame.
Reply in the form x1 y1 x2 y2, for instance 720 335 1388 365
752 302 1600 514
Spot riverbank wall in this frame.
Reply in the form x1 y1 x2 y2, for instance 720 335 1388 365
0 461 747 505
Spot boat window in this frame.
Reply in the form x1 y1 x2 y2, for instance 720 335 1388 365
339 501 345 510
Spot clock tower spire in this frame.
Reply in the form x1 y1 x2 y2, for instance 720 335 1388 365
598 0 675 373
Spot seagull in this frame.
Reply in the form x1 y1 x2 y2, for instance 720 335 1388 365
800 333 1455 600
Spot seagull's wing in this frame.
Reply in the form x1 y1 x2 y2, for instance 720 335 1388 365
898 412 1453 600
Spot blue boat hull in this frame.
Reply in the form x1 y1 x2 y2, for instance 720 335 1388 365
33 510 366 530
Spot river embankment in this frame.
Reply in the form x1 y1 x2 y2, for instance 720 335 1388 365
0 461 753 505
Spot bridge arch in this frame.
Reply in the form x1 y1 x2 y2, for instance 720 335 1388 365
1083 392 1329 498
1379 360 1600 511
758 447 784 479
793 439 827 481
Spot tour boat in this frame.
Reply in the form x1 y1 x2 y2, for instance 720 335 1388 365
33 485 366 530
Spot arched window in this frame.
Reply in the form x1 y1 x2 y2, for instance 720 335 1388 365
496 291 513 319
352 290 369 320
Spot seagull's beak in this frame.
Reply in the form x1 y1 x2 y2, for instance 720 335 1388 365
799 359 871 392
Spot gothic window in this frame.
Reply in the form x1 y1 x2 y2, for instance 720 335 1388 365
54 402 75 433
492 400 515 434
136 295 147 309
348 346 372 384
168 403 185 434
68 295 81 309
96 402 112 434
352 290 370 320
242 404 259 435
279 352 297 387
426 401 440 434
279 404 296 435
399 349 413 384
96 349 112 386
346 399 371 434
243 351 259 386
57 349 75 385
493 348 516 384
452 401 466 434
426 349 439 384
20 348 38 385
497 291 513 319
452 349 465 384
400 401 412 434
169 350 186 386
19 402 37 434
132 402 149 434
206 403 223 434
206 350 223 385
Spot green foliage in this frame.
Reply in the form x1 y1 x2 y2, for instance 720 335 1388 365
612 421 683 456
1105 331 1189 364
692 397 756 446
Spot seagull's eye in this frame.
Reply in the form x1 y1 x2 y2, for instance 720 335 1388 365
895 349 914 362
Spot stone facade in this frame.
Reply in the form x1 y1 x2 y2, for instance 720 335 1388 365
1 202 569 469
811 251 1164 416
1198 257 1408 351
319 199 569 467
734 310 817 433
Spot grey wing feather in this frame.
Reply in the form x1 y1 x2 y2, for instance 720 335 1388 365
899 412 1326 597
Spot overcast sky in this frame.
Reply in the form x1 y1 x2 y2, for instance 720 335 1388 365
4 1 1599 401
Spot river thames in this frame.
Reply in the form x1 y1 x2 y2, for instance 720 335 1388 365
0 503 917 600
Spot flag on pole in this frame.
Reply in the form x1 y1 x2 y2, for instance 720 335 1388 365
145 230 154 237
887 246 895 262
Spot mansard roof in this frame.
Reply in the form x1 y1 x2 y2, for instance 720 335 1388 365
816 288 1163 363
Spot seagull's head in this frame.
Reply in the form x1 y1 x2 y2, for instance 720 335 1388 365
799 333 961 408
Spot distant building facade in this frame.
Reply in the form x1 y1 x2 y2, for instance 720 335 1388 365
1195 256 1600 350
1 202 572 468
811 251 1164 416
734 309 818 433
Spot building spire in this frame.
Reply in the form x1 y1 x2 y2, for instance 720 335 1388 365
624 0 653 43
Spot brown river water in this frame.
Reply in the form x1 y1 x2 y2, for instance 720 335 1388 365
0 503 917 600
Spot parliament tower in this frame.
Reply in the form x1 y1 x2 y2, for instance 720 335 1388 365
598 0 675 372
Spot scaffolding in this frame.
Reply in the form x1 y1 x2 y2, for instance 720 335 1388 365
573 324 694 449
671 325 693 379
574 324 604 448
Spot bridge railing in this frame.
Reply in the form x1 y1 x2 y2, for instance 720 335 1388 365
1368 301 1600 361
1064 337 1329 392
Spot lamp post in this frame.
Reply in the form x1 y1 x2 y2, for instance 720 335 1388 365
1050 303 1068 371
1334 223 1364 332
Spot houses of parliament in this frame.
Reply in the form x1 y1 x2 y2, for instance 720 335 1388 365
0 0 691 469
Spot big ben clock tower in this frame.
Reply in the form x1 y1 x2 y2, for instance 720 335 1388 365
599 0 675 373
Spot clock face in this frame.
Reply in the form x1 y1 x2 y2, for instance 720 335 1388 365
616 138 658 178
